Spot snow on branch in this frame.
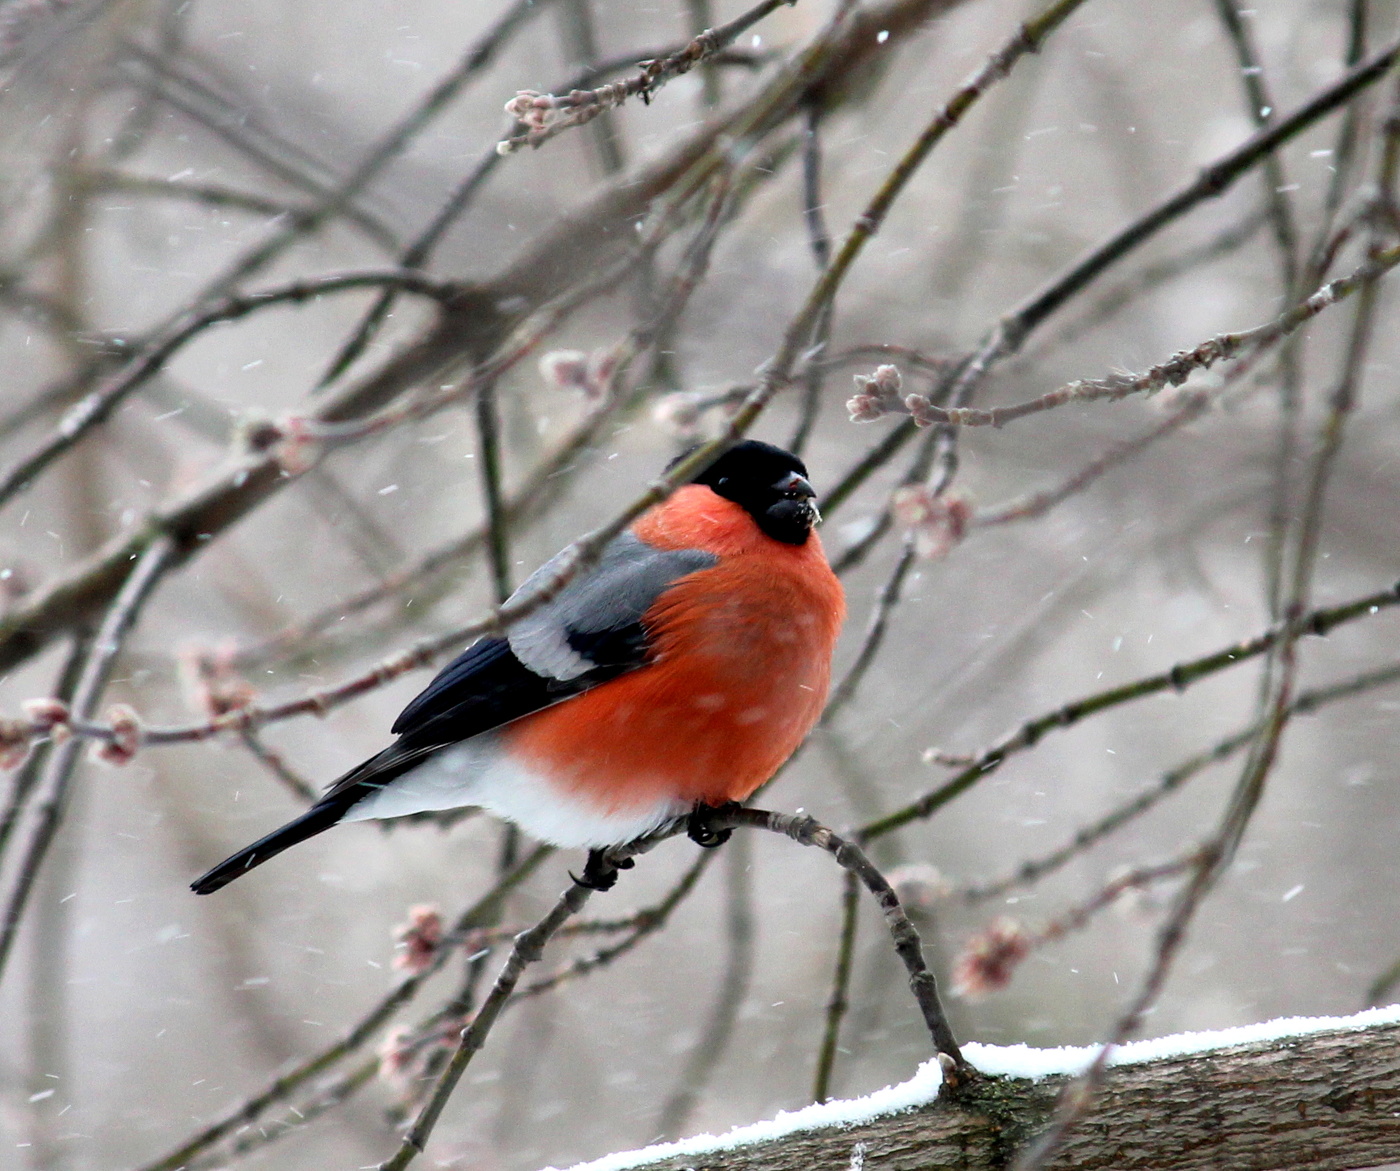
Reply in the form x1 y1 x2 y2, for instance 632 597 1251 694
548 1005 1400 1171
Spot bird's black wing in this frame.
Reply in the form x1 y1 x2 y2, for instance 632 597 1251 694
388 532 716 746
387 635 571 744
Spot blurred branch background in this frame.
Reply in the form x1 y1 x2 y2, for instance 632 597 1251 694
1 0 1399 1168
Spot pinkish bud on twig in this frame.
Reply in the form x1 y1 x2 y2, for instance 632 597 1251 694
22 697 71 731
903 393 940 427
93 704 141 767
539 350 590 392
179 642 256 719
393 904 444 975
652 386 750 439
272 415 318 475
890 486 971 560
847 364 904 422
651 392 705 439
539 349 615 400
377 1026 416 1084
504 90 558 133
952 916 1031 999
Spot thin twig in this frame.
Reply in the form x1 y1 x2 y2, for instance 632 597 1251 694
109 0 189 161
655 834 756 1136
1212 0 1302 623
822 416 918 523
862 239 1400 431
942 32 1400 416
78 168 323 222
820 31 1400 531
473 376 511 605
511 850 714 1001
78 0 553 448
237 730 318 805
1368 955 1400 1007
1042 857 1194 939
183 1056 382 1171
302 465 405 578
175 0 555 299
132 844 552 1171
824 427 941 698
1287 74 1400 626
962 739 1251 908
232 387 632 669
0 636 90 870
790 105 833 456
773 0 1092 433
811 867 859 1103
0 535 175 987
496 0 795 154
955 854 1199 1000
717 807 963 1067
114 49 399 251
1212 0 1298 290
687 0 725 108
860 578 1400 840
0 270 462 512
961 658 1400 904
972 391 1213 526
375 878 598 1171
1310 0 1370 271
1022 205 1269 359
825 543 919 713
554 0 627 173
315 44 767 390
0 270 86 336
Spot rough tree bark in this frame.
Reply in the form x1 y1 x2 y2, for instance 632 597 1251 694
608 1020 1400 1171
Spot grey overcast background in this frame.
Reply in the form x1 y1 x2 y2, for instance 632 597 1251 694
1 0 1399 1168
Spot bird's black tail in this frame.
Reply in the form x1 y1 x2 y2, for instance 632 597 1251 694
191 802 346 894
191 740 430 894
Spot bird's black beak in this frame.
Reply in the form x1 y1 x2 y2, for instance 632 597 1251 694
774 470 816 501
771 470 820 529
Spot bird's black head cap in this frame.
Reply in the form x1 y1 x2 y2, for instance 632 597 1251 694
681 439 819 545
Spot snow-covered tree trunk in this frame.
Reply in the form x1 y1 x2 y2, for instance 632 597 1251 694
574 1015 1400 1171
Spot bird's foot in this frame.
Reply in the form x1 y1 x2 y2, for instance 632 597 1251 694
688 802 739 849
574 848 634 891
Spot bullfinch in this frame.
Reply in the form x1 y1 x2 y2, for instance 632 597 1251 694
191 440 845 894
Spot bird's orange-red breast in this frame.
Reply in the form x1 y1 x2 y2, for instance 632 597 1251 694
191 440 845 895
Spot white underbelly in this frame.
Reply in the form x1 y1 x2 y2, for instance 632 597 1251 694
340 735 687 849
